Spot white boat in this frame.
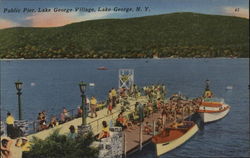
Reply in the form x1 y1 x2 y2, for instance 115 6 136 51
226 86 233 90
198 98 230 123
152 121 198 157
89 83 95 86
198 80 230 123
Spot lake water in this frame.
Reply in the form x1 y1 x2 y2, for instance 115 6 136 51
0 58 249 157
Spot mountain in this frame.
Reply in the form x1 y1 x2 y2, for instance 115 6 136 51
0 12 249 58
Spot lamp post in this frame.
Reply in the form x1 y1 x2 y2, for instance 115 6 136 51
79 81 87 126
15 81 23 120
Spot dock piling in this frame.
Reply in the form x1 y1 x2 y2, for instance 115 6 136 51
153 120 156 136
124 132 126 158
139 123 143 151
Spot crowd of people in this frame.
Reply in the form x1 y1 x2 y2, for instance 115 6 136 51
153 94 200 133
113 86 200 136
143 84 167 101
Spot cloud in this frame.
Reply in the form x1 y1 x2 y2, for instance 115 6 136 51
0 19 20 29
25 10 113 27
222 6 249 19
78 11 113 21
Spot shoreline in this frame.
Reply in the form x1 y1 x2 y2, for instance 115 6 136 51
0 57 247 61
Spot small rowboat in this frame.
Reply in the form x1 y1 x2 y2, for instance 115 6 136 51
97 66 108 70
152 121 198 157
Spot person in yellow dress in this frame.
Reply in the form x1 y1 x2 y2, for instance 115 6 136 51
90 96 97 118
111 88 117 108
5 112 15 138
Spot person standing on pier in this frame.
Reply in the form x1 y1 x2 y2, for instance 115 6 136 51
138 102 144 122
90 96 97 118
111 88 117 108
77 106 83 118
107 100 113 115
108 90 112 102
162 107 168 127
5 112 15 138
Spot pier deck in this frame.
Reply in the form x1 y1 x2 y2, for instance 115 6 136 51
27 96 148 140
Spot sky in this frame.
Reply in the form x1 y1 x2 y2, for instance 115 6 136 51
0 0 249 29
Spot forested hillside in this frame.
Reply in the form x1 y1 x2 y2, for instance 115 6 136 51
0 12 248 58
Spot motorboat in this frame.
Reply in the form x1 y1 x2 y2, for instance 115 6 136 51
197 80 230 123
97 66 108 70
197 98 230 123
152 121 198 157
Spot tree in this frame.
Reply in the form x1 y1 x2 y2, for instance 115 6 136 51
23 129 99 158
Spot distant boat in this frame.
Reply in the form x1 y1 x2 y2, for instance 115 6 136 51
152 121 198 157
89 83 95 87
226 86 233 90
97 66 108 70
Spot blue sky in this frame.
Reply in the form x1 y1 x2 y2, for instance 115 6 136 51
0 0 249 29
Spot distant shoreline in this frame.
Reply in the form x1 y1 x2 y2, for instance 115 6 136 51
0 57 247 61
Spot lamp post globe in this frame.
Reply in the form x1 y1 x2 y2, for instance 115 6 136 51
79 82 87 93
15 81 23 120
15 81 23 91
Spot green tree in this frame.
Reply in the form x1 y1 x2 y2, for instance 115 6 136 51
23 129 99 158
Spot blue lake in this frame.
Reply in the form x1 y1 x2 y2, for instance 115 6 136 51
0 58 249 157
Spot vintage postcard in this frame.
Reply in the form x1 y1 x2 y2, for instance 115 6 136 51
0 0 249 158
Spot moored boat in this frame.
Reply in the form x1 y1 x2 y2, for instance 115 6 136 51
152 121 198 157
198 80 230 123
97 66 108 70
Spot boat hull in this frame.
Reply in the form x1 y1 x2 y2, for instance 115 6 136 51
154 124 199 157
199 105 230 123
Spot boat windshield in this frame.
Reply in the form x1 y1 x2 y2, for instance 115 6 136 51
204 98 224 103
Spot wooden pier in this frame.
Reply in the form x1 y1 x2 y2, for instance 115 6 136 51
4 95 195 158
